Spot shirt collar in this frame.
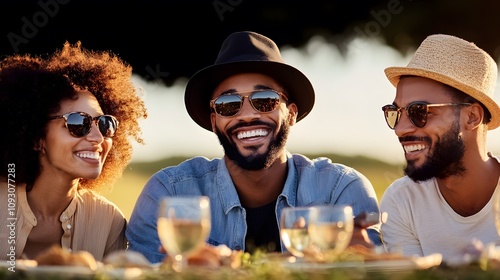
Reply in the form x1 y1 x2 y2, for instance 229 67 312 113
216 151 298 212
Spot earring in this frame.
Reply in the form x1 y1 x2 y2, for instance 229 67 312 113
34 142 45 153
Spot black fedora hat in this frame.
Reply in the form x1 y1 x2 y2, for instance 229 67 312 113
184 31 315 131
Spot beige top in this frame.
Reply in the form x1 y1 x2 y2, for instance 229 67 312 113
0 182 127 261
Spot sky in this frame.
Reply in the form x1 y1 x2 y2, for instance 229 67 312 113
129 35 500 165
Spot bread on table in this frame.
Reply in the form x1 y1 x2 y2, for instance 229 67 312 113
34 245 98 270
163 244 243 269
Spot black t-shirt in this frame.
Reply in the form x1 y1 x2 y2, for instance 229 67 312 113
244 200 282 253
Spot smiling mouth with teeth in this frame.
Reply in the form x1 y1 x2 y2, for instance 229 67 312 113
403 144 427 153
76 152 100 160
237 129 268 139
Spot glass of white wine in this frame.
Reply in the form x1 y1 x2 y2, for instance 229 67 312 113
157 196 211 271
308 205 354 262
493 190 500 238
280 206 317 262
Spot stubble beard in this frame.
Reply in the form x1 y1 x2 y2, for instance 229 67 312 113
405 121 466 182
216 118 290 170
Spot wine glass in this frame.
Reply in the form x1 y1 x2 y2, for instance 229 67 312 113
280 206 316 262
493 190 500 238
308 205 354 262
157 196 211 271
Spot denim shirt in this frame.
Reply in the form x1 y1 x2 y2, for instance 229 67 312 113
126 152 380 264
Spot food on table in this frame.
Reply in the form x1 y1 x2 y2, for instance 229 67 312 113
342 244 407 261
103 250 152 268
163 244 243 269
34 245 97 270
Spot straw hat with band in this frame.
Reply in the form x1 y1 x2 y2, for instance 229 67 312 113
185 31 315 131
385 34 500 130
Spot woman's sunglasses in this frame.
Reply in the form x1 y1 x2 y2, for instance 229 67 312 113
210 90 288 117
381 101 471 129
48 112 119 138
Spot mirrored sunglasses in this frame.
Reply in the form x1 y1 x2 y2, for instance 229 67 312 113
210 90 288 117
381 101 471 129
48 111 119 138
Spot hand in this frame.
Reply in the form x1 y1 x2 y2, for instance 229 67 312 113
349 227 374 249
353 212 379 228
349 212 380 249
158 245 166 254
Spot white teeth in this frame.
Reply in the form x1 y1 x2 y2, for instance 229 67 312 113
403 144 427 153
76 152 99 159
237 129 268 139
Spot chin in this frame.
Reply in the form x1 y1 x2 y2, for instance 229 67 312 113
82 171 102 180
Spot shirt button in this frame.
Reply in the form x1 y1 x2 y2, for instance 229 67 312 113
66 224 72 229
235 246 241 250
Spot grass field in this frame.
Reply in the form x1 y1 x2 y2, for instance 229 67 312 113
103 153 405 220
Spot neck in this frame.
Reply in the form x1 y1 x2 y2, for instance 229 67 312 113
27 174 79 218
437 153 500 216
225 154 288 208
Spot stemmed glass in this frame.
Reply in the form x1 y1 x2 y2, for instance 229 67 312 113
157 196 211 271
308 205 354 262
280 206 316 262
493 191 500 238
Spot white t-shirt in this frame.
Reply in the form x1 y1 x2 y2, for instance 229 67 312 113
380 160 500 262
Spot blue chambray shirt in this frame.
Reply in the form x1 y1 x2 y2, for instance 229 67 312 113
126 152 381 264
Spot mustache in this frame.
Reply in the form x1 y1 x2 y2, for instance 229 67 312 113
227 120 275 135
398 135 430 143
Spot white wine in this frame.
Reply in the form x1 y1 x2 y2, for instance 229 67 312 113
281 228 310 257
494 191 500 237
308 222 352 255
158 218 210 257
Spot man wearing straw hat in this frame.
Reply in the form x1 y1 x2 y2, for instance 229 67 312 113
127 31 381 264
380 34 500 264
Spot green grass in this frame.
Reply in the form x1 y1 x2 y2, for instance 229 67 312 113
103 156 190 220
103 154 404 220
304 153 404 199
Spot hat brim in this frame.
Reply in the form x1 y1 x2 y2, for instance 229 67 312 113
185 61 315 131
385 66 500 130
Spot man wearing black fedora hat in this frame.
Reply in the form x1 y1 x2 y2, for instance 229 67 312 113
380 34 500 264
127 31 381 264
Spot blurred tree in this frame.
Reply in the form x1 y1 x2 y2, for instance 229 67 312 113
0 0 499 87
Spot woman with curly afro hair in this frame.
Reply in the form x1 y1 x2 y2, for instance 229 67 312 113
0 42 147 261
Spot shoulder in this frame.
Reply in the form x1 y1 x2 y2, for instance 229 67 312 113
381 176 436 203
292 154 345 170
77 188 125 218
152 156 221 179
291 154 366 178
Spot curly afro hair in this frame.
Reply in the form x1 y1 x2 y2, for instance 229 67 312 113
0 42 147 193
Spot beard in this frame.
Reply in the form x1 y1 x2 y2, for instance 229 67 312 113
215 117 290 170
404 121 466 182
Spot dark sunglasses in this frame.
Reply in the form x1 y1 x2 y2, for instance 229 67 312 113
381 101 471 129
48 112 119 138
210 90 288 117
